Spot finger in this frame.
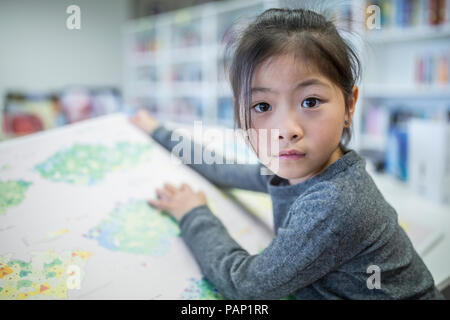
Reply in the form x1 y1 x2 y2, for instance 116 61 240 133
137 109 148 118
197 191 207 201
130 116 142 126
156 187 172 199
181 183 192 191
163 183 177 195
148 198 171 211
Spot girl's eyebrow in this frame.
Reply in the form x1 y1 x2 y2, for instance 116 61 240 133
251 78 331 93
295 78 331 90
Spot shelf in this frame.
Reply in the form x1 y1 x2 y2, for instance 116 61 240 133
127 82 162 97
124 0 450 160
361 133 386 151
217 82 232 96
364 24 450 44
171 46 204 62
363 84 450 99
130 51 171 67
169 82 205 96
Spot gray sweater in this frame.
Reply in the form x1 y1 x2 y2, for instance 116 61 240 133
150 124 444 300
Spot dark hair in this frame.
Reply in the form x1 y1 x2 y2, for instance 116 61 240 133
225 7 361 153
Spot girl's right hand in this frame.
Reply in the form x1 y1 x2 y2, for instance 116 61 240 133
129 109 160 135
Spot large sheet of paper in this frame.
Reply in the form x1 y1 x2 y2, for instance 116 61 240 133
0 113 274 300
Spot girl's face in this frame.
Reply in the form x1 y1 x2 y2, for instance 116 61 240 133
249 53 357 185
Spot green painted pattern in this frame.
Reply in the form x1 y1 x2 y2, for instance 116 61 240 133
85 200 180 257
0 250 90 300
35 142 153 185
0 180 32 215
181 277 226 300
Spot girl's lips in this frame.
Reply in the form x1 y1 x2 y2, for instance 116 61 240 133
278 149 306 159
279 153 306 160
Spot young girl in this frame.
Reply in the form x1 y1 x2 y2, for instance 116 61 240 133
130 8 444 300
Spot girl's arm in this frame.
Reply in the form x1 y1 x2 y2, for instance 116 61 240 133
176 182 355 299
150 124 270 193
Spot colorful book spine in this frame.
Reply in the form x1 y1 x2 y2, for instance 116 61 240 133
366 0 450 28
415 51 450 84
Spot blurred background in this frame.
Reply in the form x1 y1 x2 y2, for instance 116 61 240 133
0 0 449 297
0 0 449 205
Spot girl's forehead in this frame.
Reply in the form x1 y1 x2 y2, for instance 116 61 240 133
252 54 331 88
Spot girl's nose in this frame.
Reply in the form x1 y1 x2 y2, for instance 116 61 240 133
278 118 303 143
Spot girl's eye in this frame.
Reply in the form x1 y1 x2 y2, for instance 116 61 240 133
252 102 272 113
301 97 322 109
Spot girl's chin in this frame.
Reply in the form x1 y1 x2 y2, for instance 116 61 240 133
267 166 308 180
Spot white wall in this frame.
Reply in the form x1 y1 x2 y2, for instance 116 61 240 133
0 0 131 114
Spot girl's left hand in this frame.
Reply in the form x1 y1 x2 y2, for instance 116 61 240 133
148 182 207 222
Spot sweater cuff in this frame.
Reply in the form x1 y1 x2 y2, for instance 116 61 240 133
150 124 171 144
179 204 219 235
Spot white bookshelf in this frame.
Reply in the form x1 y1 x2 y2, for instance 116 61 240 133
122 0 277 128
122 0 364 153
351 2 450 154
363 83 450 99
122 0 450 154
365 23 450 43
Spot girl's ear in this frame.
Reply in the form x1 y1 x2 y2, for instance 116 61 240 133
351 85 359 105
345 85 358 126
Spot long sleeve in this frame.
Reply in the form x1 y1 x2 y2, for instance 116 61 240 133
150 124 270 193
178 182 367 300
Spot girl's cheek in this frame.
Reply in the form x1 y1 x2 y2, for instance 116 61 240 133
247 127 259 147
260 131 280 162
250 116 282 156
310 119 340 147
246 127 273 160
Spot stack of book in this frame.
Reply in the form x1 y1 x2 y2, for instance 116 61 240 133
365 0 450 29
